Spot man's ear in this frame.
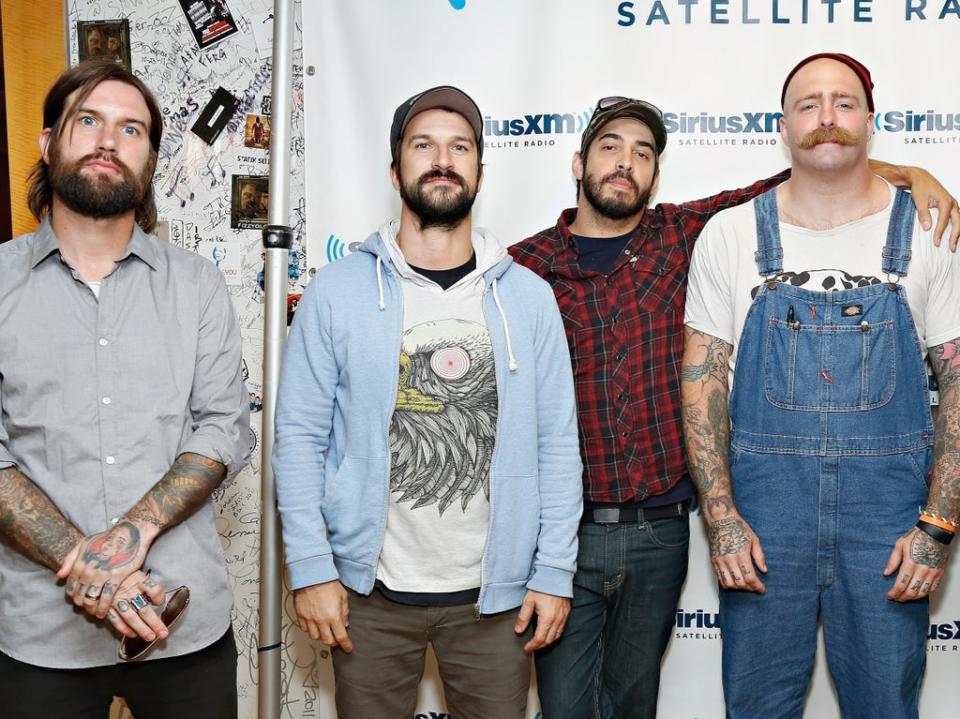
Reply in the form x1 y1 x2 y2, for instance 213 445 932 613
572 151 584 182
390 163 400 191
39 129 53 164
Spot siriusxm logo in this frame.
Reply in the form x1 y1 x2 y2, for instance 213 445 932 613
484 108 593 138
447 0 466 8
676 608 720 629
875 109 960 132
665 111 782 134
928 620 960 640
325 234 362 264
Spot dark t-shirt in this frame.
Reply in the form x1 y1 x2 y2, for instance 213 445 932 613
409 253 477 290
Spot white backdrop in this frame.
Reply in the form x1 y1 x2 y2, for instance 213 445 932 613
302 2 960 718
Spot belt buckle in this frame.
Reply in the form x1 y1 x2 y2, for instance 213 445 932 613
592 508 621 524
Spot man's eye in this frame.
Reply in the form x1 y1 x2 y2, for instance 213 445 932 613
79 116 97 126
121 126 139 136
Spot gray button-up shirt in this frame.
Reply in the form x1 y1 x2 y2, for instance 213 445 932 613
0 218 250 668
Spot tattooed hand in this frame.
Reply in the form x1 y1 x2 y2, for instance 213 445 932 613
708 515 767 593
884 527 949 602
57 521 147 619
104 569 168 642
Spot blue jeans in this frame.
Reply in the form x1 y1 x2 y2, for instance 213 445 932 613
535 515 689 719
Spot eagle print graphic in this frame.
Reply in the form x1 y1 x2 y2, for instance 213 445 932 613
389 319 498 516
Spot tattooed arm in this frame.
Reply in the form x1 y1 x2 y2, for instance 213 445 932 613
0 466 85 571
680 326 767 593
884 338 960 601
58 452 227 619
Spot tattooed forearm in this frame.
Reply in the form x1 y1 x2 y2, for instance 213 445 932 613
925 341 960 528
681 333 732 390
681 327 737 507
709 517 750 557
0 467 84 571
120 453 226 539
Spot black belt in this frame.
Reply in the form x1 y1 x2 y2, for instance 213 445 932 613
581 499 690 525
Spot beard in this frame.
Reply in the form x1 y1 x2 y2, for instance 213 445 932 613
796 126 861 150
582 168 653 221
48 145 151 219
398 168 477 230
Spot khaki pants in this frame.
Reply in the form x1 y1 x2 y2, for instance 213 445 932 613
332 589 532 718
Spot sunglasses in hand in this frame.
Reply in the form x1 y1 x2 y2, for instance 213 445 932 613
118 585 191 661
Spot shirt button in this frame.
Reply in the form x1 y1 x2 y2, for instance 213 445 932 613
105 456 116 465
99 338 109 346
616 353 624 362
110 517 119 526
618 392 625 401
102 397 112 405
621 432 629 438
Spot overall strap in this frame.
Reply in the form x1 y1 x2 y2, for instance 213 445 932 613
752 189 784 277
881 189 916 277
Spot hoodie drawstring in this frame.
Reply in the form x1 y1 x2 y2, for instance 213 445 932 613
375 256 386 310
491 279 518 372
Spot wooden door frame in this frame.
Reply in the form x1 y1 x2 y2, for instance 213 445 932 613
1 0 67 239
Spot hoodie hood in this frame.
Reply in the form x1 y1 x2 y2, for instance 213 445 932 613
360 220 519 371
362 220 512 287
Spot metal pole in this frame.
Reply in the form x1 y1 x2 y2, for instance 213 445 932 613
259 0 294 717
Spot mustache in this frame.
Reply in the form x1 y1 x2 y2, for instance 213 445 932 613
602 170 640 193
797 127 861 150
417 169 468 189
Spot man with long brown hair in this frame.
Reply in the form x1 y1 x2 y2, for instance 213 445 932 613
0 61 249 718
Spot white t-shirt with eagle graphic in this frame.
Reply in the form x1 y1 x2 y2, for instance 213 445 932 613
375 220 505 595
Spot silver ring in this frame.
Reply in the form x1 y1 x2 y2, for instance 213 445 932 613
85 585 102 599
129 593 149 612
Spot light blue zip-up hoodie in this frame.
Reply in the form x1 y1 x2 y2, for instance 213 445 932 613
273 223 582 613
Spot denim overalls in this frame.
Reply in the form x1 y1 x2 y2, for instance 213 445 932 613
722 188 933 719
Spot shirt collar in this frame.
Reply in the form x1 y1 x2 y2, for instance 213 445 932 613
30 215 161 271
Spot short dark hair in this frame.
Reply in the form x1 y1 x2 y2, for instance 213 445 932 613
27 61 164 232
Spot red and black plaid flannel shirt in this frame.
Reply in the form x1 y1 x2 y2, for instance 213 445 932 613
510 171 790 503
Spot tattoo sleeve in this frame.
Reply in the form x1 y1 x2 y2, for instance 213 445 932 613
680 327 739 529
920 339 960 566
120 453 227 542
0 466 84 571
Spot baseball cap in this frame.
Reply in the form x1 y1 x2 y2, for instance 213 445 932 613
390 85 483 163
580 96 668 157
781 53 875 112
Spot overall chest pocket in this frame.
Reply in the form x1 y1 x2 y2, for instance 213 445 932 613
763 317 896 411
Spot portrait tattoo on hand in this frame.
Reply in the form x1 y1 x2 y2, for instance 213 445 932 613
80 522 141 570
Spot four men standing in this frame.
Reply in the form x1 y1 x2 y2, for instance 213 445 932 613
4 52 959 719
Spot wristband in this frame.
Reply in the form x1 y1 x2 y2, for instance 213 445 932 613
919 511 957 533
916 520 955 546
